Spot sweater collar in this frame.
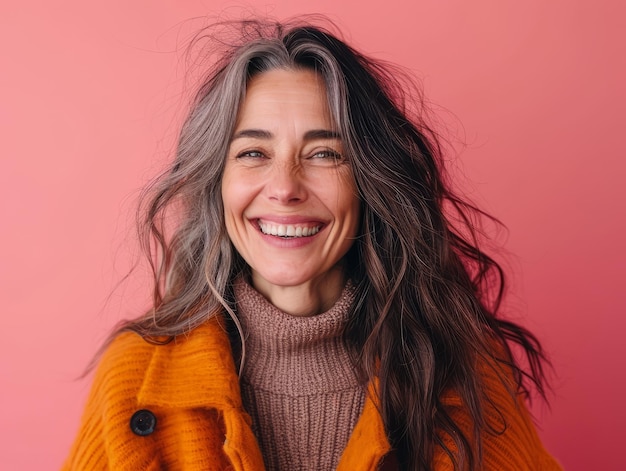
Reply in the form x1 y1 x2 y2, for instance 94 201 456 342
234 278 360 395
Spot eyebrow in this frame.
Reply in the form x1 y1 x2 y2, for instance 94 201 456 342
230 129 342 142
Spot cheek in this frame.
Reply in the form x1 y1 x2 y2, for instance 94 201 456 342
347 202 361 240
221 175 242 234
221 173 245 214
221 173 259 251
336 178 360 226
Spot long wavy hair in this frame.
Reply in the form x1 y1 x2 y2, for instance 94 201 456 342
105 19 548 471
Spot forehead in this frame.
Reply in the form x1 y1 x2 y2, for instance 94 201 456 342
235 69 333 128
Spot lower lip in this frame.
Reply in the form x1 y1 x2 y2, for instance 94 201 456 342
256 225 323 248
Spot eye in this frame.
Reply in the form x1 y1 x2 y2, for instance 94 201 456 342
237 150 265 159
310 149 342 160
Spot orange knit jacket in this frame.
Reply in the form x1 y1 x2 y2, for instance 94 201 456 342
63 315 562 470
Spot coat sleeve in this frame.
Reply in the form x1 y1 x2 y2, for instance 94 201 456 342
62 374 109 471
433 360 563 471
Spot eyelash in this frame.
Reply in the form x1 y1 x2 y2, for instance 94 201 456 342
237 150 265 158
235 149 343 160
312 150 342 160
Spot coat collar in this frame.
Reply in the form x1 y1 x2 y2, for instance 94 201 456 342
137 315 244 410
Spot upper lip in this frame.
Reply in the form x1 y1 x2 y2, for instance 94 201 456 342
252 215 326 225
253 216 327 238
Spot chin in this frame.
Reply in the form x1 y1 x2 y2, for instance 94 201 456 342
255 272 315 289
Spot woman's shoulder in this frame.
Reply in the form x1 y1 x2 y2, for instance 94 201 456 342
96 317 230 377
437 346 563 470
86 331 160 405
99 330 158 371
90 317 239 405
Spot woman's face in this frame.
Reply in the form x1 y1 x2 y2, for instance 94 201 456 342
222 68 360 295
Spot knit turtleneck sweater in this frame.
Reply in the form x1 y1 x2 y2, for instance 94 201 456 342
233 279 366 471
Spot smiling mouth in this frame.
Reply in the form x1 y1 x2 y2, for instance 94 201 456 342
257 220 322 238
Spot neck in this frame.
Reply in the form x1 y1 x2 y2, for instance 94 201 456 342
250 266 347 317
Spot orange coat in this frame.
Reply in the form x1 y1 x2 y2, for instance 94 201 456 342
63 316 562 470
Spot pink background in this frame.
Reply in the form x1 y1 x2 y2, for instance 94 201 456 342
1 1 624 469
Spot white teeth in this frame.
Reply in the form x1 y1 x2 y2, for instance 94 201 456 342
258 221 321 238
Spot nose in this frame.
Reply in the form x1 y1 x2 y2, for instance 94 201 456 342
265 161 306 204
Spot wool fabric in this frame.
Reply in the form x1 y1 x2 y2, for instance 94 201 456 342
63 309 563 470
234 279 365 470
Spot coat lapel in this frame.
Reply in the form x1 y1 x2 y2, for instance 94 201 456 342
337 381 393 470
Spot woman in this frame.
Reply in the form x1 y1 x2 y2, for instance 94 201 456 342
64 19 562 470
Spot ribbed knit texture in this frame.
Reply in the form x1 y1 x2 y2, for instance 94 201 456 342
234 279 366 471
63 313 563 470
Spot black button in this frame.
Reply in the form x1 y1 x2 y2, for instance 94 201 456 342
130 409 157 436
